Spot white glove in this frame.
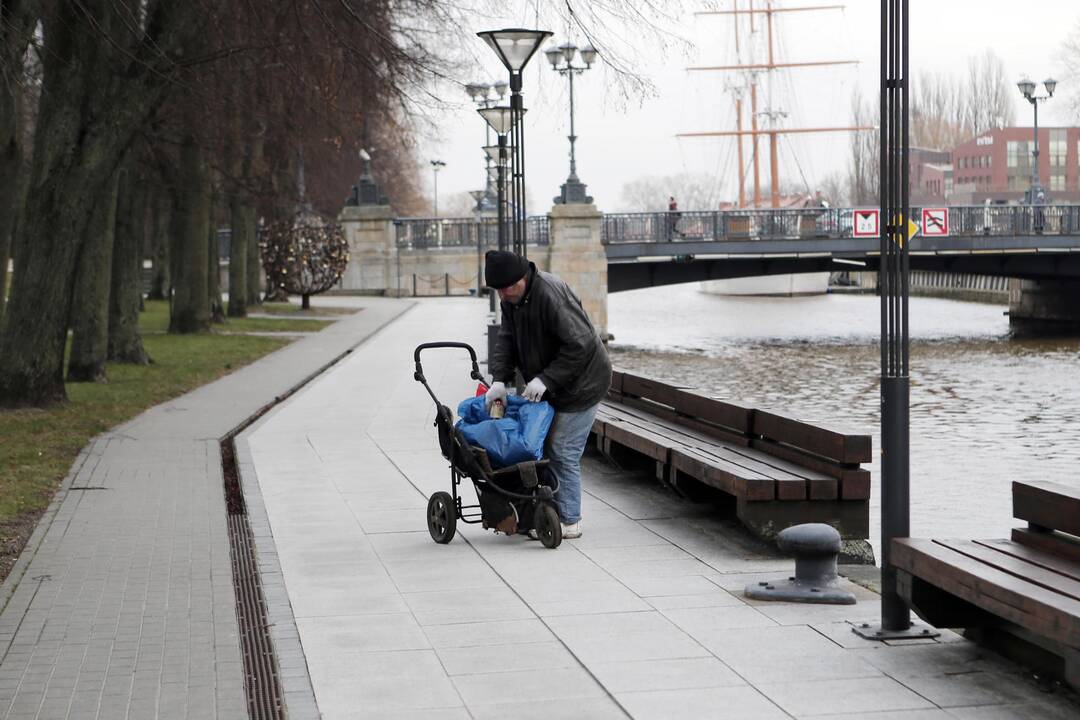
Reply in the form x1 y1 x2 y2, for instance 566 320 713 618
484 381 507 410
523 377 547 402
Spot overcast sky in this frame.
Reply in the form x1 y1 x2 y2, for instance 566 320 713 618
412 1 1080 214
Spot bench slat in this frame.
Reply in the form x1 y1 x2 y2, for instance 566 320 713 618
604 403 814 500
1011 528 1080 566
600 417 673 463
934 539 1080 602
671 447 775 500
607 395 750 447
1013 481 1080 536
671 389 752 434
975 538 1080 585
620 374 688 408
892 538 1080 648
752 409 872 465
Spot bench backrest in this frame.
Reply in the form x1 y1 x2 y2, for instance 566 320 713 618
1013 481 1080 536
609 370 870 469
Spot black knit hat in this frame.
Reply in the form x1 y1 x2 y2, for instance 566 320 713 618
484 250 529 289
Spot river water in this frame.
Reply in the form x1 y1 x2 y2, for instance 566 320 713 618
606 284 1080 559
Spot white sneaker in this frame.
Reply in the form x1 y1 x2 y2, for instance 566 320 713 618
561 522 582 539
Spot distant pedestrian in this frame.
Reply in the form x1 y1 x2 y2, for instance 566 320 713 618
667 196 682 239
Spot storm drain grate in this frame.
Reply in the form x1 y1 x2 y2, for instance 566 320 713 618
222 437 285 720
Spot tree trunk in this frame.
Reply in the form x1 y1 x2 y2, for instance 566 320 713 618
168 132 211 334
67 172 120 382
228 200 253 317
301 293 310 310
247 221 264 306
0 2 198 406
207 189 225 324
108 161 150 364
147 187 172 301
0 0 36 326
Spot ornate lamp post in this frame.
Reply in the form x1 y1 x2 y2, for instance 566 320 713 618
544 41 598 204
478 28 552 257
1017 76 1057 207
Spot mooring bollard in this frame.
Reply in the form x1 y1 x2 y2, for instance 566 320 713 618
744 523 856 605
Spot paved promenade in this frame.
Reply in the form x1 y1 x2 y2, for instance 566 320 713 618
1 295 1077 719
0 299 413 719
242 298 1077 720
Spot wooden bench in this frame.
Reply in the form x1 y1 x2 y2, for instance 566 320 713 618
592 370 872 542
893 480 1080 688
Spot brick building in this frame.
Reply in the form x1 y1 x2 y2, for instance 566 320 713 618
941 127 1080 204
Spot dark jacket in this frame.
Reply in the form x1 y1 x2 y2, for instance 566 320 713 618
490 265 612 412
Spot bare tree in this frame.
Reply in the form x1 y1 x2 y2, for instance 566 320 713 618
963 49 1015 135
619 173 721 212
847 92 879 205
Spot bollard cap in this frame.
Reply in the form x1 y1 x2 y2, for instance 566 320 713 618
776 523 841 556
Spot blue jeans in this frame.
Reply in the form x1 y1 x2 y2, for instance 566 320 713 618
545 403 599 524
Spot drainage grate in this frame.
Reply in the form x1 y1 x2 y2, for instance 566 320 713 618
222 437 285 720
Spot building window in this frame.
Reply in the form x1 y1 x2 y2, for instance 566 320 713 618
1050 174 1066 191
1007 141 1029 168
1050 129 1066 167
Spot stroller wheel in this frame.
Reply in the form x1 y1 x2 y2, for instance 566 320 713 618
533 503 562 549
427 492 457 544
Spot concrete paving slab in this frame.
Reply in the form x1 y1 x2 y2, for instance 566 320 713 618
616 685 790 720
590 657 746 693
757 676 937 716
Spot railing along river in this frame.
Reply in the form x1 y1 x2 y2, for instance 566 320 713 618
394 205 1080 250
395 217 550 250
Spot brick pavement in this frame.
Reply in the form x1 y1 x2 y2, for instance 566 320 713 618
0 298 412 719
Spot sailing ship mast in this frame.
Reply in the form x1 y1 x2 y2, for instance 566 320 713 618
680 1 873 208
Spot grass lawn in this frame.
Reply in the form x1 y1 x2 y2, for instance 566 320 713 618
0 299 346 583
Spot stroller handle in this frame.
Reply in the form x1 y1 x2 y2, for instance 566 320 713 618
413 342 487 388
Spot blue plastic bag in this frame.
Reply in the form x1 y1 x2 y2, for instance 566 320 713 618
455 394 555 468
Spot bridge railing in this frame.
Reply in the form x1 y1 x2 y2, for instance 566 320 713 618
601 208 849 244
601 205 1080 244
395 217 550 250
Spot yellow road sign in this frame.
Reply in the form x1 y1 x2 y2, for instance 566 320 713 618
890 215 919 247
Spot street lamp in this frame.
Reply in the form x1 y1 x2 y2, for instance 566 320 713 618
1017 76 1057 206
545 40 599 204
465 81 508 209
430 159 446 217
478 28 552 257
477 106 523 252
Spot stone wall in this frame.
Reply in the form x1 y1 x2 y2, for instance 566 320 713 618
335 205 607 338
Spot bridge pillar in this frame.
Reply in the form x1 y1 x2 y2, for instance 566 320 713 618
1008 278 1080 336
547 203 608 339
337 204 399 295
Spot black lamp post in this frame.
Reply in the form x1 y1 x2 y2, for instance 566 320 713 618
544 41 598 204
478 28 552 258
466 82 508 209
430 159 446 217
1017 76 1057 207
477 106 520 253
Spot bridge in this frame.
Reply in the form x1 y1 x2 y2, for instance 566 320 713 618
340 203 1080 336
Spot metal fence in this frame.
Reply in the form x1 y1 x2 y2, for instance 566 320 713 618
395 216 550 250
600 205 1080 244
395 206 1080 250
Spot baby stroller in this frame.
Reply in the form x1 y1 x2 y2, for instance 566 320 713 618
413 341 562 549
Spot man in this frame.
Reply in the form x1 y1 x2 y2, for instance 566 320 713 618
483 250 611 539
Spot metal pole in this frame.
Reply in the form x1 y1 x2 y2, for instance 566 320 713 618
497 136 508 251
568 68 577 179
433 165 439 217
509 72 528 258
854 0 935 642
1032 100 1040 196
